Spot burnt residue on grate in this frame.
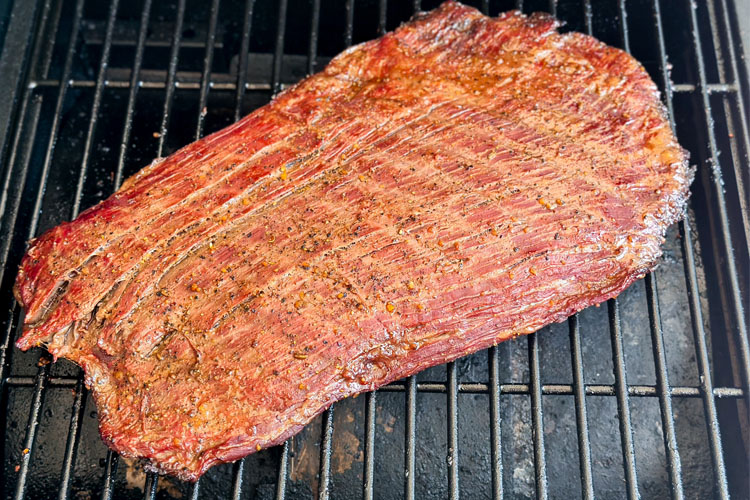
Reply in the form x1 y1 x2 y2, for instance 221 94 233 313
0 0 748 499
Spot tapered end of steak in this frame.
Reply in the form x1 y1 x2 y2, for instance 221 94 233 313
13 0 690 480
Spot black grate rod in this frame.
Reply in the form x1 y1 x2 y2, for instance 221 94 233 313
57 379 87 500
404 375 417 500
685 0 750 424
447 361 460 500
617 0 631 54
344 0 355 48
645 274 685 500
233 0 255 121
547 0 556 17
113 0 153 190
413 0 421 14
608 299 640 500
27 0 84 243
156 0 187 156
189 480 200 500
583 0 593 34
99 0 153 494
0 0 56 282
318 406 335 500
306 0 321 75
652 0 729 493
528 332 548 500
377 0 387 35
71 0 121 218
195 0 221 140
711 0 750 244
568 315 594 500
363 391 377 500
488 346 504 500
230 457 245 500
99 450 119 500
271 0 288 94
12 1 85 496
614 7 685 498
480 0 489 15
12 365 49 500
143 472 158 500
275 439 290 500
515 0 524 13
0 97 42 400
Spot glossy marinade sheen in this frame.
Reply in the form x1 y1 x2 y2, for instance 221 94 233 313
14 1 690 480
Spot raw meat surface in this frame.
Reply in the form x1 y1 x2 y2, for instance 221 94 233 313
14 1 690 480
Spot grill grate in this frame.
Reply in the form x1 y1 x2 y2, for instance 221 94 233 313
0 0 748 499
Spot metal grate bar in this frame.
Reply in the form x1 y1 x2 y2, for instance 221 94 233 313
447 361 460 499
270 0 288 94
93 2 153 496
0 0 57 283
224 2 257 491
99 451 119 500
646 273 685 499
413 0 421 14
142 0 187 495
29 78 742 95
307 0 321 87
686 0 750 411
488 347 503 500
569 316 594 500
195 0 221 139
377 0 387 35
72 0 120 217
230 458 245 500
318 407 335 500
650 2 731 496
3 374 743 397
275 440 289 500
610 6 640 499
114 0 153 190
363 391 377 500
189 481 200 500
143 473 158 500
344 0 354 49
233 0 255 122
13 368 48 500
12 1 86 497
528 333 548 500
705 0 750 247
58 378 87 500
608 299 640 500
404 375 417 500
156 0 187 156
615 8 685 499
0 0 56 408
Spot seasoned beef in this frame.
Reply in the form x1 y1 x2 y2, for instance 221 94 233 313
14 1 690 480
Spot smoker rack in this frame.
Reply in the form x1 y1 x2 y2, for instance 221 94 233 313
0 0 747 498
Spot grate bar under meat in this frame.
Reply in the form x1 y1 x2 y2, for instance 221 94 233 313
0 1 748 499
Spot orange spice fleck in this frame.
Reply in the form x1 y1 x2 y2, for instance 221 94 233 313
386 302 396 313
529 267 538 276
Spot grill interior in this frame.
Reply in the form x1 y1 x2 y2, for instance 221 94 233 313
0 0 748 498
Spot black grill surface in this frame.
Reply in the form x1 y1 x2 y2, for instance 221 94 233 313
0 1 748 499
